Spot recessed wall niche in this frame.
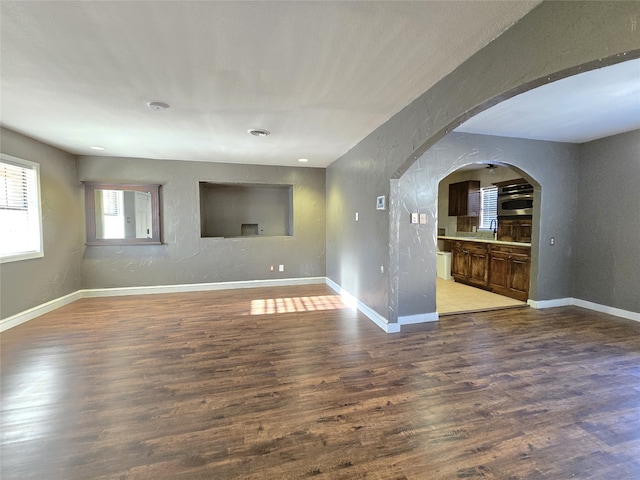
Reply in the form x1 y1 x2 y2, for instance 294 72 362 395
199 182 293 238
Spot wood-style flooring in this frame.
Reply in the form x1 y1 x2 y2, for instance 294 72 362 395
2 284 640 479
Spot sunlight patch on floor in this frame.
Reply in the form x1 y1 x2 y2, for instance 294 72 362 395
250 295 347 315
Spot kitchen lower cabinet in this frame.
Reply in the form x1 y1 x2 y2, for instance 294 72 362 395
451 239 531 301
488 244 531 301
451 241 489 288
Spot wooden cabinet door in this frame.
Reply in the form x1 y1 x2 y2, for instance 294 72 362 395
515 220 532 243
466 181 480 217
448 181 480 216
448 183 462 216
451 243 468 279
468 245 489 287
489 251 510 292
497 219 516 242
508 254 530 301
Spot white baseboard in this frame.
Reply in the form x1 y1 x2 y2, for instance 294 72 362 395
572 298 640 323
325 278 400 333
528 297 640 323
82 277 326 298
0 290 83 332
527 298 574 309
399 312 439 325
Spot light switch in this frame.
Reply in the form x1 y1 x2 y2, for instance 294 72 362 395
419 213 427 225
355 212 359 221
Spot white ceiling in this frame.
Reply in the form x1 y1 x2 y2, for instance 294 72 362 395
455 57 640 143
0 0 541 168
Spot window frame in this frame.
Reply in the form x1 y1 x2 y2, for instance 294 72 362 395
0 154 44 263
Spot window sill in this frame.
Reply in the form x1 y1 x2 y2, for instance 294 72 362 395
0 251 44 264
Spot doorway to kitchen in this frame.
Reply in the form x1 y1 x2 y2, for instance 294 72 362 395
436 162 533 315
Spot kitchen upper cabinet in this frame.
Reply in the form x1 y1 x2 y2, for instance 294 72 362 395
488 244 531 301
497 218 532 243
448 180 480 217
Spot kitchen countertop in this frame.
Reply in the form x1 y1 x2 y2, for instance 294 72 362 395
438 236 531 247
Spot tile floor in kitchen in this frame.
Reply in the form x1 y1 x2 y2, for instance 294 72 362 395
436 277 526 315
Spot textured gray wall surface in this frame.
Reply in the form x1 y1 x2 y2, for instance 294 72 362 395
397 132 579 317
0 128 84 319
574 130 640 313
77 156 325 289
326 1 639 323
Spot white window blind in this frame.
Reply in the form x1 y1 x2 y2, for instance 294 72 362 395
102 189 121 216
480 186 498 230
0 155 43 262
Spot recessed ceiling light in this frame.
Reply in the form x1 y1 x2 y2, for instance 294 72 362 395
248 128 270 137
298 158 309 163
90 146 105 151
147 101 170 111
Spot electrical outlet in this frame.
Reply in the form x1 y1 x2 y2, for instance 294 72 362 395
550 237 555 246
270 265 274 272
411 213 418 224
380 265 384 274
278 264 284 272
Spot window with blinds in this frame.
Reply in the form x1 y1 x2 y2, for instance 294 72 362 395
0 155 43 262
480 186 498 230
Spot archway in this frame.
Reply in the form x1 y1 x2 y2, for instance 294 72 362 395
390 131 577 327
435 162 539 315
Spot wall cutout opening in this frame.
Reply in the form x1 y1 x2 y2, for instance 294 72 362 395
199 182 293 238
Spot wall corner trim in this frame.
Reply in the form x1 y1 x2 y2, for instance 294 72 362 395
325 278 400 333
398 312 439 325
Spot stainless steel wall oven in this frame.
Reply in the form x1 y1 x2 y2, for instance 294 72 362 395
497 182 533 217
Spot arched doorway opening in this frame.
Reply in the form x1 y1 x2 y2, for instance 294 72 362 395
436 162 539 315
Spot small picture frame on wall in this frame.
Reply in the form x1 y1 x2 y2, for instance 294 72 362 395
376 195 386 210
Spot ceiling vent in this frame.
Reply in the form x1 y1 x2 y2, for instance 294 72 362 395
248 128 270 137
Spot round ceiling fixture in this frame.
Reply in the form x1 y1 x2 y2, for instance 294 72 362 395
248 128 270 137
147 101 170 111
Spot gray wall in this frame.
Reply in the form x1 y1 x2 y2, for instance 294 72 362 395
326 1 639 324
0 128 84 319
77 156 325 289
397 132 579 318
574 130 640 312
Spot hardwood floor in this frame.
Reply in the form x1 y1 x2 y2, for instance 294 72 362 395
2 284 640 479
